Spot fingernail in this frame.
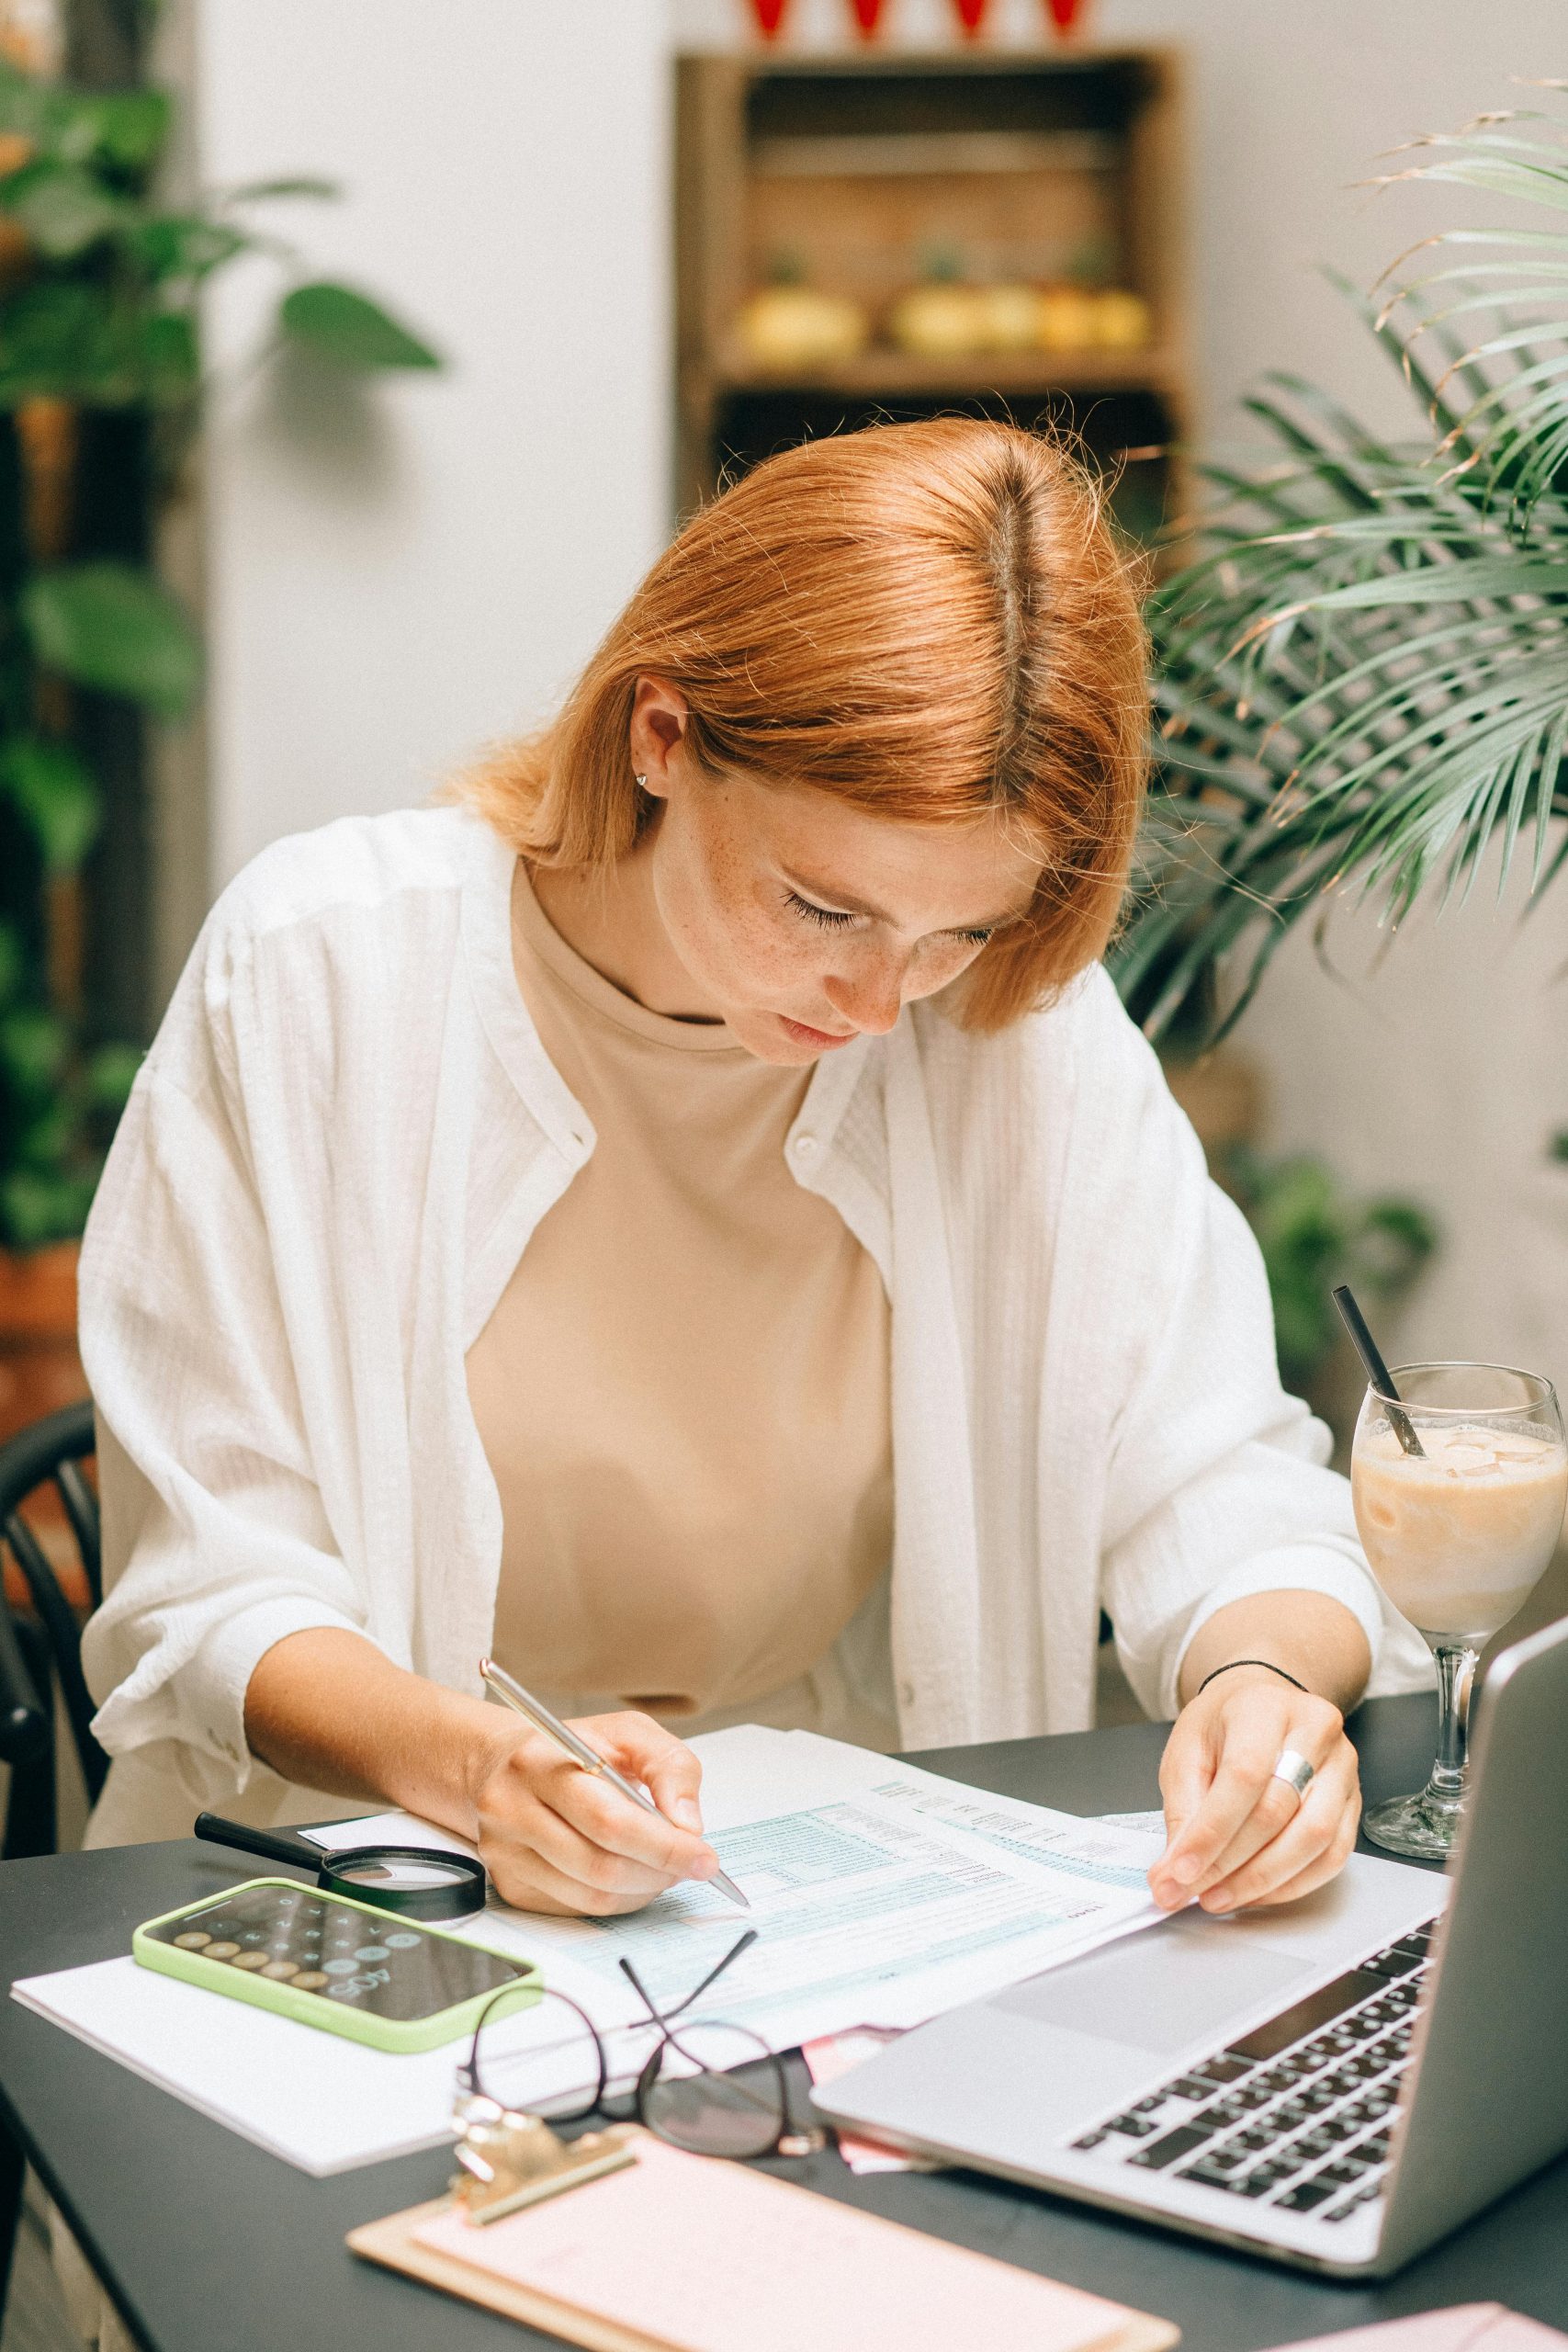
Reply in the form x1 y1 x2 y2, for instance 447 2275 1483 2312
1174 1853 1202 1884
675 1798 703 1831
693 1848 719 1878
1202 1887 1233 1911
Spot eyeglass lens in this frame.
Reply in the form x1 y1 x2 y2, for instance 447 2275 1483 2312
640 2021 785 2158
471 1985 606 2121
467 1936 789 2158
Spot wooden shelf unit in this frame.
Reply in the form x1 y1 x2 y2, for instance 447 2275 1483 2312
674 48 1187 544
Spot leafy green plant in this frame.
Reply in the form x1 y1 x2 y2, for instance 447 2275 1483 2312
0 59 441 1250
1219 1146 1438 1401
1115 97 1568 1045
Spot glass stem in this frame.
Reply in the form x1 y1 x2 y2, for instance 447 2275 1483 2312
1427 1642 1480 1813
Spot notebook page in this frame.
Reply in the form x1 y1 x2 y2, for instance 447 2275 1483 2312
412 2132 1156 2352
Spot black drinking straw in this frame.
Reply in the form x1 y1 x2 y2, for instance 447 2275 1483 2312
1332 1283 1426 1458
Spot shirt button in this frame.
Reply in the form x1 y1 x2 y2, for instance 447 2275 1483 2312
792 1134 818 1160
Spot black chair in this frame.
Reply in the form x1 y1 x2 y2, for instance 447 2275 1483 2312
0 1396 105 2316
0 1397 107 1862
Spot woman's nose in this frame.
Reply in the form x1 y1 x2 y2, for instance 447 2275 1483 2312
824 965 903 1035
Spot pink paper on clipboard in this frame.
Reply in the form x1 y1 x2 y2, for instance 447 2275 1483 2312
1274 2307 1568 2351
410 2129 1174 2352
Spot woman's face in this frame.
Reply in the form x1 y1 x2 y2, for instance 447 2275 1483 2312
631 679 1043 1068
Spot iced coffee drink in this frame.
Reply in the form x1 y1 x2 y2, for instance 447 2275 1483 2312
1350 1361 1565 1860
1353 1419 1568 1639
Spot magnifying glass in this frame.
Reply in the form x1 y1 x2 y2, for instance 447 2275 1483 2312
194 1812 489 1922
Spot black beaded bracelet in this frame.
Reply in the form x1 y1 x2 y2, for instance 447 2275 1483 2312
1196 1657 1309 1698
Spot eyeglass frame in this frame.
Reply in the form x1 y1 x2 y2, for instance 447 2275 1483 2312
457 1926 825 2161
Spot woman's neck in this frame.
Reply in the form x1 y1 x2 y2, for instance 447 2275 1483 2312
526 834 723 1023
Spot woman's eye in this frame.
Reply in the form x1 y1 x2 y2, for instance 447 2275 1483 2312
785 891 856 931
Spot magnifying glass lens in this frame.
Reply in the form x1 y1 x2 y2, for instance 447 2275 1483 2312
335 1853 474 1892
322 1844 488 1918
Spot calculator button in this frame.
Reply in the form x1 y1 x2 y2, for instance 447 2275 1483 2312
231 1951 269 1971
292 1972 330 1992
173 1931 211 1949
204 1942 241 1960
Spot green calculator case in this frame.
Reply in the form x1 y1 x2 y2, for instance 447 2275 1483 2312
132 1877 543 2053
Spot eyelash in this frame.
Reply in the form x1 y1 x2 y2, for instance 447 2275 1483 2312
786 890 854 932
784 891 994 948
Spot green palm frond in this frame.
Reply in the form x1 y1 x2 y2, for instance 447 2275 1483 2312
1117 97 1568 1044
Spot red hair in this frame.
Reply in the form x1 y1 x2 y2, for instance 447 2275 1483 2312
456 418 1147 1029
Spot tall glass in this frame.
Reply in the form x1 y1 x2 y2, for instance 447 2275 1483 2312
1351 1362 1567 1860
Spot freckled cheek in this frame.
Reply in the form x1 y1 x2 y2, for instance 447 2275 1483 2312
902 942 981 1002
667 879 804 1003
716 910 818 1001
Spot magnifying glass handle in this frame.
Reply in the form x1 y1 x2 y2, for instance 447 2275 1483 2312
194 1812 324 1874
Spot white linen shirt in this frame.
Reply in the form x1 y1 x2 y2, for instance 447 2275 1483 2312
78 807 1428 1843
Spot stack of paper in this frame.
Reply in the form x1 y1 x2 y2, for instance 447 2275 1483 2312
12 1725 1169 2176
801 2029 936 2174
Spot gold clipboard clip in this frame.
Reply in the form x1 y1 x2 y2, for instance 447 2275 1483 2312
451 2093 637 2226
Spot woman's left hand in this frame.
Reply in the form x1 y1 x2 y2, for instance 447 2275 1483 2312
1147 1665 1361 1914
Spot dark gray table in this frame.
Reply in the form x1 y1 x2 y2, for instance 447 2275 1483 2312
2 1696 1562 2352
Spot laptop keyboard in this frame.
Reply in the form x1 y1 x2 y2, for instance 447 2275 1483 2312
1067 1919 1438 2225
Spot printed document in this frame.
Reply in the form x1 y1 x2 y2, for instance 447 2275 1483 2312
303 1728 1170 2055
460 1733 1166 2053
13 1727 1171 2175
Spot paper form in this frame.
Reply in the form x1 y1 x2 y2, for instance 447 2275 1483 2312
13 1728 1172 2176
491 1785 1165 2052
309 1731 1170 2056
1100 1808 1170 1840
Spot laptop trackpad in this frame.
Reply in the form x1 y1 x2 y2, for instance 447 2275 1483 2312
991 1914 1314 2055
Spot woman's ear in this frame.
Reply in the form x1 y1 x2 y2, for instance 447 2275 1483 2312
629 675 690 800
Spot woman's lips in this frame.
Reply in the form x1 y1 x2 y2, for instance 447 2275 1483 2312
778 1014 855 1049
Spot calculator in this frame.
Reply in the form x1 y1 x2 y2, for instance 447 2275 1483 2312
133 1878 542 2052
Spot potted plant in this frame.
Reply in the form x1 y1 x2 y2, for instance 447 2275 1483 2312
0 51 440 1442
1113 98 1568 1044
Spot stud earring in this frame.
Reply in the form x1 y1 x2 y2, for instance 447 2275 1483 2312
634 773 649 789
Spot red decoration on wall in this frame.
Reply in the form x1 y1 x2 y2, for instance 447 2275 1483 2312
1044 0 1089 28
849 0 889 36
951 0 989 31
745 0 791 35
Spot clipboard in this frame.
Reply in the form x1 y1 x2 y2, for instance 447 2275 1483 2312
349 2127 1179 2352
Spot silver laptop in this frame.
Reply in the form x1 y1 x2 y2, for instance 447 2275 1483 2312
813 1614 1568 2277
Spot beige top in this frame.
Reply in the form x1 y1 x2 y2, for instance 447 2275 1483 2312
467 865 895 1741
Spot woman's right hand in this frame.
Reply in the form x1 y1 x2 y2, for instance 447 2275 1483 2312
467 1709 721 1916
244 1634 717 1919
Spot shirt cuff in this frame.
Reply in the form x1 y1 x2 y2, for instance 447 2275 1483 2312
1166 1545 1387 1719
91 1594 365 1797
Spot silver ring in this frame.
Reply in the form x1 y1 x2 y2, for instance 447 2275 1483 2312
1271 1748 1314 1800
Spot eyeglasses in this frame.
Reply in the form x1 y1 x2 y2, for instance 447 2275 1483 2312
456 1928 824 2163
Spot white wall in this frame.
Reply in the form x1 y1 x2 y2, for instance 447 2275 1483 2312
196 0 1568 1380
197 0 671 885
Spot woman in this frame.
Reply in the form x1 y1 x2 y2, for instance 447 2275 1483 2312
79 418 1426 1921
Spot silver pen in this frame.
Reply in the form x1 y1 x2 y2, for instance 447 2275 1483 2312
479 1657 750 1910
